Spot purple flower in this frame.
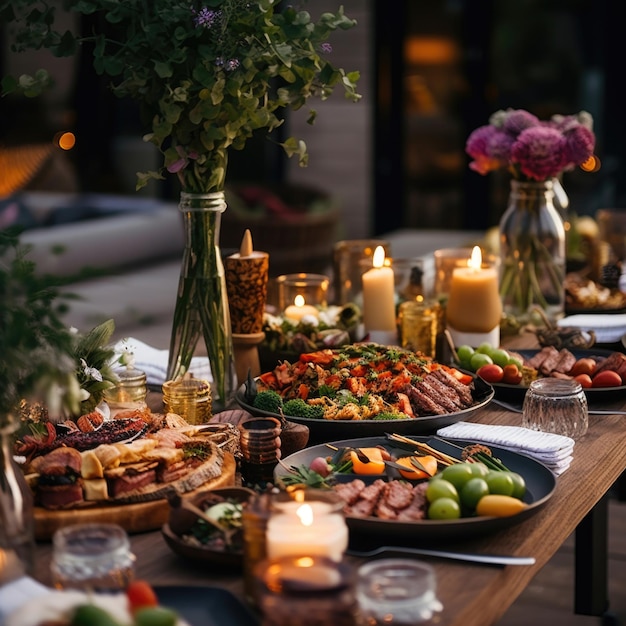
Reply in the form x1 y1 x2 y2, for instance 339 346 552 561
192 7 221 29
563 125 595 165
167 146 198 174
466 126 507 174
224 58 240 71
501 109 540 136
320 43 332 54
511 127 568 181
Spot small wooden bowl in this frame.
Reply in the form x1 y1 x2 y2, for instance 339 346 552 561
162 486 255 569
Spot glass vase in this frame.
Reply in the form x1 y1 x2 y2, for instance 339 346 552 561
166 191 237 410
0 422 35 577
498 179 566 324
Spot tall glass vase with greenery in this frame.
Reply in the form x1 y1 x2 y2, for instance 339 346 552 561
3 0 361 405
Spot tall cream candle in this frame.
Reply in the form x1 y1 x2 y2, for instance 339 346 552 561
446 246 502 334
362 246 396 332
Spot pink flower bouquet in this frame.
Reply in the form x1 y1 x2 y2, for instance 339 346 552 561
466 109 596 181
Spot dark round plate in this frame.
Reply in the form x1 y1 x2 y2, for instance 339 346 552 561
485 348 626 404
236 378 494 445
274 435 556 540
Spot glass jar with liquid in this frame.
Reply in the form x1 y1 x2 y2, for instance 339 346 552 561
104 366 147 417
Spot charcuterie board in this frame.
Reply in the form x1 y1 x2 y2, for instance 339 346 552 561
34 453 236 540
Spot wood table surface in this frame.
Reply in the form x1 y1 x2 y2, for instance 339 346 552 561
31 336 626 626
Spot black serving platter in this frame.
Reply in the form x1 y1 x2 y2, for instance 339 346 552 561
236 377 494 445
274 435 556 540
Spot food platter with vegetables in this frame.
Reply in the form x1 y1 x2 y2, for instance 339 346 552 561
274 435 556 539
236 343 494 443
454 343 626 403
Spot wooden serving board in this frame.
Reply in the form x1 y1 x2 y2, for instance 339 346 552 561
34 453 237 541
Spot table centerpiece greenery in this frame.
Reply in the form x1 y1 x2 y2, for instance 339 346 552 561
1 0 361 406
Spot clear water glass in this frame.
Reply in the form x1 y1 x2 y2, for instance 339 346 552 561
51 523 135 592
355 558 443 625
522 378 588 440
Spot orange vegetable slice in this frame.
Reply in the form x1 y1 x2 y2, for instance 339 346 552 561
396 455 438 480
350 447 386 475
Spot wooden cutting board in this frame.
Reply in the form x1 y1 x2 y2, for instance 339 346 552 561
34 453 237 541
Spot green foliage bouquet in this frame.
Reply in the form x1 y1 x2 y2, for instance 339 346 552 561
2 0 361 193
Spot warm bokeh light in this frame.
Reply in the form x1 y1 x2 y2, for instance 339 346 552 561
580 155 600 173
54 131 76 151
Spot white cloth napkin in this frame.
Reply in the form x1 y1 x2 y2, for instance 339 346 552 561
0 576 51 625
113 337 212 387
557 313 626 344
436 421 575 475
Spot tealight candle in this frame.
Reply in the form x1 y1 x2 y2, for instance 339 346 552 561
361 245 397 344
283 295 319 323
446 246 502 348
266 492 348 562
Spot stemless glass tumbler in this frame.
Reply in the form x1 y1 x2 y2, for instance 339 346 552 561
522 378 588 440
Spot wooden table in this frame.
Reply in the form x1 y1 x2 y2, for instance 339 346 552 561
31 339 626 626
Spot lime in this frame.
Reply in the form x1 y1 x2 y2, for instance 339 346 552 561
490 348 511 368
485 471 515 496
426 478 459 503
509 472 527 500
428 497 461 520
456 345 475 363
470 352 493 371
460 477 489 510
475 342 495 355
468 462 489 477
440 463 474 491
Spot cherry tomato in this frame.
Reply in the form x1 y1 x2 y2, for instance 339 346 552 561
501 364 523 385
126 580 159 613
591 370 623 388
476 363 504 383
573 373 593 388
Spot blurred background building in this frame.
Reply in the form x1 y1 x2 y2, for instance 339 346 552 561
1 0 624 240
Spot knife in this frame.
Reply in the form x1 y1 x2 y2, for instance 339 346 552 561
492 397 626 416
345 546 535 567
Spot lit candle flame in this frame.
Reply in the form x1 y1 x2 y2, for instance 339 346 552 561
294 294 305 307
297 503 314 526
468 245 482 271
372 245 386 269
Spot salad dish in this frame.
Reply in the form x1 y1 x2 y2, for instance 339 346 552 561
274 435 556 540
237 343 494 443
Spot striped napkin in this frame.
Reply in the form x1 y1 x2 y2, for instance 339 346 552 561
436 421 575 475
113 337 212 387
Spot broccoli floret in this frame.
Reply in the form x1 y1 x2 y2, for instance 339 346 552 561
252 390 283 413
283 398 325 420
372 411 410 421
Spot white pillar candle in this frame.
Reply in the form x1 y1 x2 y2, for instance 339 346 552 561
446 246 502 347
266 501 349 562
362 246 396 334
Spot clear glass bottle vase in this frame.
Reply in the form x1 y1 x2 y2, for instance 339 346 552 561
166 191 237 410
0 422 35 577
498 179 566 324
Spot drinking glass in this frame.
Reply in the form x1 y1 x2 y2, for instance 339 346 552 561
51 523 135 592
355 558 443 625
522 378 588 440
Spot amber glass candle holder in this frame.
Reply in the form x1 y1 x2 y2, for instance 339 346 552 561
276 273 330 312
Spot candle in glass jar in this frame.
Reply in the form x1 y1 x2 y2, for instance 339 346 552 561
446 246 502 347
266 501 348 562
283 295 319 323
362 246 396 336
